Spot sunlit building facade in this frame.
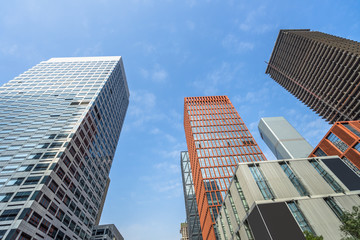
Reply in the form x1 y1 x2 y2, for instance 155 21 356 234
183 96 266 240
266 29 360 123
310 120 360 176
216 156 360 240
0 56 129 239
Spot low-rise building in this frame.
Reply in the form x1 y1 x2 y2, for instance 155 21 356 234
215 156 360 240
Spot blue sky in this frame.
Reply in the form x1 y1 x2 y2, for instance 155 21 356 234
0 1 359 239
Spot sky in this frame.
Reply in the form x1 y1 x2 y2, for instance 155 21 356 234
0 0 359 239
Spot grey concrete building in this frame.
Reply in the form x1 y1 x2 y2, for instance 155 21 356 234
180 222 189 240
215 156 360 240
258 117 314 159
91 224 124 240
0 57 129 239
181 151 203 240
266 29 360 123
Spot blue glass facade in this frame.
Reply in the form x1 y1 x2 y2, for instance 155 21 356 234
0 57 129 240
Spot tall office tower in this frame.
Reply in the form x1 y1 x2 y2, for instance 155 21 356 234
183 96 267 240
181 151 203 240
258 117 313 159
0 57 129 240
310 120 360 176
266 29 360 123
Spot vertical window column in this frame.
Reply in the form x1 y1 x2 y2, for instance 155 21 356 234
309 160 344 193
287 201 315 234
249 165 275 200
279 162 309 196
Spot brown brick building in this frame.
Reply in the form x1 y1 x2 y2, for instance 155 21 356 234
266 29 360 123
310 121 360 174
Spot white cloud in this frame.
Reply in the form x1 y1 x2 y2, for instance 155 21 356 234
73 42 103 57
140 64 168 83
238 4 278 34
222 34 254 53
0 44 18 56
134 41 156 55
152 67 168 83
193 62 243 95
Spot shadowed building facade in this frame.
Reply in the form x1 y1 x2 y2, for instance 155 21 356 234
181 151 203 240
310 120 360 176
183 96 267 240
266 29 360 123
0 57 129 239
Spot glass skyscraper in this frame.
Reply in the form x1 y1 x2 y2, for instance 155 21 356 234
183 96 266 240
0 57 129 240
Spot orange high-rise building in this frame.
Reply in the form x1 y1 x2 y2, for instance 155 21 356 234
183 96 267 240
310 120 360 174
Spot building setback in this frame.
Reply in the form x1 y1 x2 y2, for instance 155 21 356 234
181 151 203 240
183 96 267 240
215 156 360 240
258 117 314 159
0 57 129 239
266 29 360 123
180 222 189 240
91 224 124 240
310 120 360 176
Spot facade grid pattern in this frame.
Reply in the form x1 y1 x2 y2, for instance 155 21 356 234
310 120 360 173
183 96 266 240
0 57 129 240
266 29 360 123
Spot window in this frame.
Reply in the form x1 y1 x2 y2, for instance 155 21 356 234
309 160 344 193
1 165 19 173
234 176 249 211
39 218 51 233
48 180 59 193
28 212 42 227
39 195 51 208
280 162 308 196
18 165 34 172
223 205 234 236
24 176 41 185
244 220 254 240
249 165 275 200
355 143 360 153
0 193 13 202
287 201 314 234
327 133 348 152
6 178 24 186
0 209 20 221
313 147 327 157
324 197 343 220
343 123 360 137
12 191 31 202
228 193 240 225
219 214 228 240
34 163 49 171
0 178 7 187
48 202 58 215
42 152 57 159
341 156 360 177
48 225 58 238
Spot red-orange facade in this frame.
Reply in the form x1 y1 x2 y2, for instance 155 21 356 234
310 120 360 173
183 96 267 240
